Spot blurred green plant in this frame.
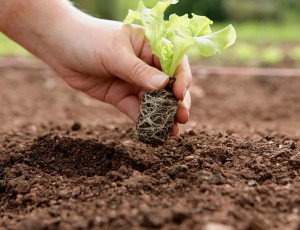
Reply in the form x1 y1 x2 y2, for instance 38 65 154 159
224 0 279 21
165 0 227 21
233 43 259 65
71 0 300 23
260 47 285 66
289 46 300 62
214 22 300 43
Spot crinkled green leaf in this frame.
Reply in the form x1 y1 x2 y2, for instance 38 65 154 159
194 25 237 57
124 0 236 77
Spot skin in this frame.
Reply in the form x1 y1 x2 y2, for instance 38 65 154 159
0 0 192 136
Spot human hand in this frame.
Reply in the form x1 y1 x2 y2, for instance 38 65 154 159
51 17 192 135
0 1 191 135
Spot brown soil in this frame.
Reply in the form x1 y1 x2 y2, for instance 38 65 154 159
1 62 300 230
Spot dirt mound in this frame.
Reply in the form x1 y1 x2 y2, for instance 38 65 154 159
25 134 157 177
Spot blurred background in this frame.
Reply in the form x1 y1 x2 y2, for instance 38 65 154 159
1 0 300 68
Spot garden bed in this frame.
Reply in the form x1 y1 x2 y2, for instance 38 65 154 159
0 63 300 230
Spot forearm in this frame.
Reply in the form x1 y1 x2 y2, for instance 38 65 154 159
0 0 82 60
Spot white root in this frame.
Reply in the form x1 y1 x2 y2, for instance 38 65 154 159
136 89 178 147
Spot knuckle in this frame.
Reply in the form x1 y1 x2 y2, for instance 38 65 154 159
131 61 150 81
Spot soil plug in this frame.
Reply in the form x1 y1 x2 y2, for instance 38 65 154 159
124 0 236 146
137 81 178 146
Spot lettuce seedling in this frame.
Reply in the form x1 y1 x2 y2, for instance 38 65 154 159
124 0 236 146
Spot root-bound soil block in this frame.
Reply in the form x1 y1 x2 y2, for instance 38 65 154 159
136 86 178 147
0 66 300 230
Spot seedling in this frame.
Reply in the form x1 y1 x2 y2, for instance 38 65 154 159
124 0 236 146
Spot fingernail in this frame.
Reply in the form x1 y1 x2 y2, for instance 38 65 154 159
150 74 169 88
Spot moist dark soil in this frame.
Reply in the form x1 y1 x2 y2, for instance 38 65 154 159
1 62 300 230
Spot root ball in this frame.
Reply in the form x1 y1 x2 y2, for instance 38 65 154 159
136 89 178 147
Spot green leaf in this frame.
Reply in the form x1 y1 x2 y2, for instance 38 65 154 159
194 25 237 57
124 0 236 77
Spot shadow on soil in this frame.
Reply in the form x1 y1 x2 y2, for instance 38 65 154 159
25 134 154 177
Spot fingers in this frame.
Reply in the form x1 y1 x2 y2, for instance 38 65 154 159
129 25 162 71
105 80 141 121
86 78 141 122
170 56 192 136
119 54 169 91
170 90 191 137
115 95 140 122
173 56 192 101
175 90 191 124
170 123 180 136
114 25 169 91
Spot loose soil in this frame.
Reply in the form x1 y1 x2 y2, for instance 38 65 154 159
0 62 300 230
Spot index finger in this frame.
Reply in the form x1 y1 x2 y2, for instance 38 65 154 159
173 56 192 101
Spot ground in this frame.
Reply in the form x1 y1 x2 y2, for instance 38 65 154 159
0 60 300 230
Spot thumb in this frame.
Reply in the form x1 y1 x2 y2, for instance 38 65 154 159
120 54 169 90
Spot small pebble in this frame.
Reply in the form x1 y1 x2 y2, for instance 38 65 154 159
166 165 188 178
248 180 257 186
71 122 81 131
290 142 297 150
14 180 31 194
